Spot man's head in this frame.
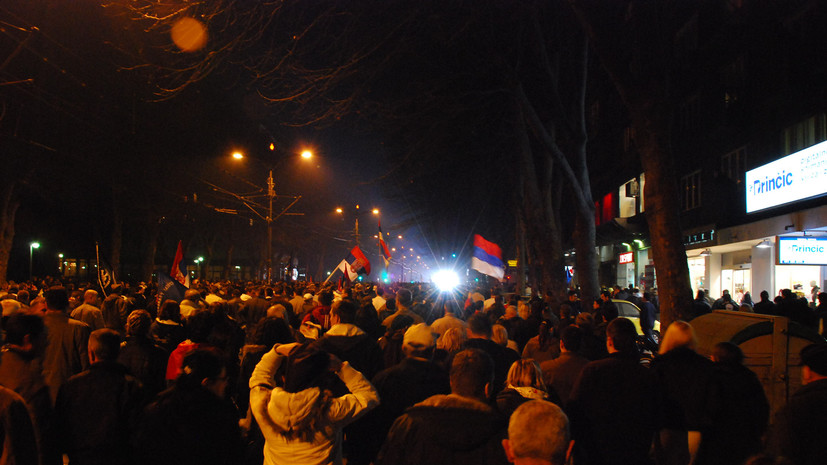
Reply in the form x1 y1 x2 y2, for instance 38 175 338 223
559 325 582 353
711 341 744 365
450 348 494 401
318 290 334 307
606 317 638 354
443 300 460 316
330 300 358 326
396 288 413 309
800 343 827 385
467 313 493 340
126 310 152 338
88 329 122 363
403 323 435 358
567 290 579 302
83 289 99 305
760 290 770 301
45 286 70 312
4 313 46 356
502 400 571 465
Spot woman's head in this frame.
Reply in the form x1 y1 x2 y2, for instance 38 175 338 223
492 324 510 347
437 326 466 353
506 359 547 391
158 300 181 323
251 316 294 347
659 320 697 355
177 348 228 397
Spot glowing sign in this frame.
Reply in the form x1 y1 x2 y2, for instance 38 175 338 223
778 237 827 265
619 252 634 264
746 140 827 213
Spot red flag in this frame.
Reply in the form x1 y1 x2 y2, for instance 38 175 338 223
170 241 190 288
349 246 371 275
378 220 391 268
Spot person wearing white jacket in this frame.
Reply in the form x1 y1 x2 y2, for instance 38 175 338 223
249 342 379 465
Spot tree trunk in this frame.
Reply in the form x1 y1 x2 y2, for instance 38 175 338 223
635 114 693 324
0 182 21 285
224 243 234 281
567 0 694 326
573 206 599 310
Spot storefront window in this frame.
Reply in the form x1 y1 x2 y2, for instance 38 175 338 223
776 265 822 299
688 256 706 297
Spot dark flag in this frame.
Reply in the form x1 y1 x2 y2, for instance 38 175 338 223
95 242 118 297
156 273 187 308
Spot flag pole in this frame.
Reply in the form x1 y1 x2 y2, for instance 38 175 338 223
95 242 108 299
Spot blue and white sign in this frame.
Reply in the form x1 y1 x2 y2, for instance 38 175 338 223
778 237 827 265
746 140 827 213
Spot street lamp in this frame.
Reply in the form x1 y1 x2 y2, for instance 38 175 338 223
29 242 40 280
336 205 379 247
232 147 312 283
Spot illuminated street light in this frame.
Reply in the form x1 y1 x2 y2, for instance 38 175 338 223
29 242 40 280
372 208 379 215
231 147 310 283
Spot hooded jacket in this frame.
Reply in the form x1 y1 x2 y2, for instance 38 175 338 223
250 347 379 465
376 394 509 465
313 324 384 380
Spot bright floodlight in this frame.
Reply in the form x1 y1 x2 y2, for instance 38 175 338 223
433 269 460 292
232 151 244 160
301 150 313 159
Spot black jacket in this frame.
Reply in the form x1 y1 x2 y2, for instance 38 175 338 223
768 378 827 465
568 352 663 465
377 394 509 465
55 361 144 465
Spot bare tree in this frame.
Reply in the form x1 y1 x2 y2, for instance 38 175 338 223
568 0 694 325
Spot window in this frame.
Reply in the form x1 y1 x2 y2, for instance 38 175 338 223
782 113 827 155
721 146 747 184
681 170 702 211
618 177 641 218
722 57 745 109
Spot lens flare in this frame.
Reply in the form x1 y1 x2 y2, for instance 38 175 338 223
433 269 460 292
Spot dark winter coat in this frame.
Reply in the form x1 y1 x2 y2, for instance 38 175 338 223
697 362 768 465
768 378 827 465
376 394 509 465
568 352 663 465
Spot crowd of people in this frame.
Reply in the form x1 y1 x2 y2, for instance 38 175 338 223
0 277 824 465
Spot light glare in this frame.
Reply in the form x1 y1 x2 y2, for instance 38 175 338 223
433 269 460 292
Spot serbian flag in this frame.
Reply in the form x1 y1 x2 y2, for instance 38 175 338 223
378 220 392 268
170 240 190 288
337 259 358 282
349 246 371 275
471 234 505 280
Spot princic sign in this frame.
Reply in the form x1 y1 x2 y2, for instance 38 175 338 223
778 236 827 265
618 252 634 264
746 140 827 213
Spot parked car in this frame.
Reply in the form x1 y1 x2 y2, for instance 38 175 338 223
612 299 661 339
